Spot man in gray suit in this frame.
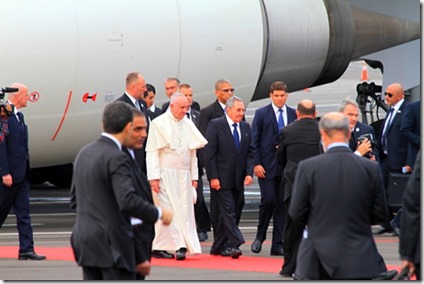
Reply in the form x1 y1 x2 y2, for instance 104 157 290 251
70 101 172 280
289 112 390 280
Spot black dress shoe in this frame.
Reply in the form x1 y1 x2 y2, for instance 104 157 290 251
227 247 242 259
279 270 293 278
251 239 262 253
373 269 398 280
151 250 174 259
198 231 208 242
373 227 392 235
390 220 401 237
18 252 46 260
210 248 230 257
176 248 187 260
270 248 284 256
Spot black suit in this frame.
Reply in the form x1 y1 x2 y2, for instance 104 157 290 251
70 136 159 280
147 106 162 122
276 118 321 275
187 108 211 234
378 100 409 186
0 109 35 254
198 100 226 244
399 152 421 280
123 147 156 280
290 146 388 280
400 100 420 167
350 121 380 161
204 116 254 251
115 94 149 174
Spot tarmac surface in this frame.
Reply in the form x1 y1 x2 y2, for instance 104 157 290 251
0 62 404 281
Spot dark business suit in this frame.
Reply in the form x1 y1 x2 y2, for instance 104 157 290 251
400 100 420 167
251 103 296 251
198 100 226 244
290 146 388 280
378 100 409 187
147 106 162 122
115 94 149 174
399 152 421 280
204 116 254 251
188 108 211 234
122 148 156 280
70 136 159 280
276 118 321 275
0 109 35 254
350 121 380 161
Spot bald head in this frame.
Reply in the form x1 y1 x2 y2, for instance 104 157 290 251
384 83 404 106
296 99 316 118
8 83 29 109
319 112 350 149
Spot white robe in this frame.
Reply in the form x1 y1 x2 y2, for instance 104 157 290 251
146 111 208 254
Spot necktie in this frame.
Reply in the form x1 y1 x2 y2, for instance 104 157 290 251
17 112 25 126
277 108 285 130
186 112 190 120
381 107 394 153
134 100 141 111
232 123 240 150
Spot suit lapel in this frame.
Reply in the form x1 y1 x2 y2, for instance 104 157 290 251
266 104 279 135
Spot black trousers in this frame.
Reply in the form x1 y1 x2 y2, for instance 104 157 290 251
210 186 245 250
281 197 304 275
82 266 135 280
194 176 211 232
255 175 285 250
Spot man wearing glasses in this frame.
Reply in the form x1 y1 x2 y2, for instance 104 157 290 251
374 83 409 235
198 79 239 256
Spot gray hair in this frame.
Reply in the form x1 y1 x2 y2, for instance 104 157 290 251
215 79 231 90
319 112 350 138
225 95 244 109
338 97 359 112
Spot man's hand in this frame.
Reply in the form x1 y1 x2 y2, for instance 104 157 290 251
244 175 253 186
356 139 372 156
253 165 266 179
160 208 173 225
136 260 151 276
149 179 160 193
210 178 221 191
2 174 12 187
192 180 198 189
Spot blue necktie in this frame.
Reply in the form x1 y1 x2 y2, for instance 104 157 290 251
232 123 240 150
277 108 285 130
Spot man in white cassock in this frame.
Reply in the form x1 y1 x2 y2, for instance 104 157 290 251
146 92 208 261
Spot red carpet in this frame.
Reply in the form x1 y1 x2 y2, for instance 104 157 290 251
0 245 403 275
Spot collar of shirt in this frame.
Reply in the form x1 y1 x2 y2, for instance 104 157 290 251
218 101 226 112
271 103 287 114
148 105 156 112
101 132 122 150
8 101 19 116
225 114 237 129
124 92 138 106
391 98 404 114
327 142 350 151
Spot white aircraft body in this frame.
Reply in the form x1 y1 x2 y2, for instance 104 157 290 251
0 0 420 186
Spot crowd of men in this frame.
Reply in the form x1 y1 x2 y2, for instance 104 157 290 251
0 75 420 280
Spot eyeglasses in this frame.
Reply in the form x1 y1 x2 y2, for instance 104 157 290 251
384 92 394 98
219 88 235 93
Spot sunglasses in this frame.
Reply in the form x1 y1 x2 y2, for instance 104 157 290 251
384 92 394 98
